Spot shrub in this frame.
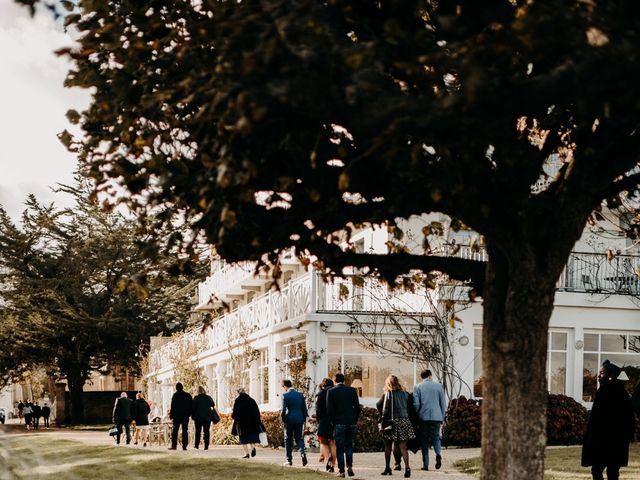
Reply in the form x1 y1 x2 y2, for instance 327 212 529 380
442 396 482 447
355 407 384 453
442 394 590 448
211 411 284 448
546 394 588 445
260 411 284 448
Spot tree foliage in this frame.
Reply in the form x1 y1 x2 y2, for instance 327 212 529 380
0 183 199 422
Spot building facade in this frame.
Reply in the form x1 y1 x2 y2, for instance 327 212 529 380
147 219 640 415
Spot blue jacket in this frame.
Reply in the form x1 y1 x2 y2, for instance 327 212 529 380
413 379 447 422
282 388 308 424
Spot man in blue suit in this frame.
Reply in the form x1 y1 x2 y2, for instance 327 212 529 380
413 369 447 471
281 379 308 466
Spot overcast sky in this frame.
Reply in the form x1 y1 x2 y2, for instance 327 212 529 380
0 1 89 220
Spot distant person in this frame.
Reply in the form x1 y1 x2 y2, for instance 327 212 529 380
231 388 262 458
327 373 360 478
41 403 51 429
17 401 24 423
168 382 193 450
132 392 151 447
112 392 134 445
281 379 308 467
413 369 446 471
316 378 337 472
32 402 42 430
192 386 215 450
23 402 33 430
377 375 415 478
582 360 635 480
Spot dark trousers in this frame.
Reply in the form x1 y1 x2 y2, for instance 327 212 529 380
172 418 189 449
284 422 306 462
334 424 357 473
43 416 50 428
418 420 442 468
194 420 211 449
592 464 620 480
33 417 40 429
116 421 131 444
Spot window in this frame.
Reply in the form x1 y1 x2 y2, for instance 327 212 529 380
282 339 307 386
473 328 567 397
582 331 640 402
327 337 416 399
259 349 270 404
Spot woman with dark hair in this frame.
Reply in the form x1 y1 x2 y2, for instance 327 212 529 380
377 375 415 478
316 377 337 472
582 360 635 480
231 388 262 458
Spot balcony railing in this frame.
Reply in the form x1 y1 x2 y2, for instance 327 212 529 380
198 261 256 305
557 252 640 295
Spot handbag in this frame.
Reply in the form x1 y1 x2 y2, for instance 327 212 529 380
378 392 394 432
108 425 119 437
211 407 221 425
259 431 269 446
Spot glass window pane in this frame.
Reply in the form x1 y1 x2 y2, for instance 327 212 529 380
584 334 599 352
474 328 482 348
328 355 342 380
583 353 599 402
473 350 483 397
628 335 640 353
604 353 640 369
366 355 414 399
343 339 365 354
549 352 566 395
262 369 269 403
328 337 342 354
551 332 567 351
601 334 626 352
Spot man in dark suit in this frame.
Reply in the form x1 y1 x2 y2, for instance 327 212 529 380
281 379 308 466
327 373 360 478
112 392 133 445
169 382 193 450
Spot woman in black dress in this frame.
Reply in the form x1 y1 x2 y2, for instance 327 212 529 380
316 378 337 472
231 388 262 458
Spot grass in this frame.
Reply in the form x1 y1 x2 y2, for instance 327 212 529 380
63 424 113 431
455 444 640 479
0 435 329 480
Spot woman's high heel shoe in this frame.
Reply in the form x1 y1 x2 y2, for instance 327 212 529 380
404 468 411 478
381 467 392 476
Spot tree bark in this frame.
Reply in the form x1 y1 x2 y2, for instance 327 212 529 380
480 248 558 480
67 373 86 425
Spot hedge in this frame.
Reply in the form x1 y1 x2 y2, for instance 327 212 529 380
442 394 590 448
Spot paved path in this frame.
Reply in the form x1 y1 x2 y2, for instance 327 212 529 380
2 423 479 479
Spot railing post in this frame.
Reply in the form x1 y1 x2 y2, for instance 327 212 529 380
310 268 317 313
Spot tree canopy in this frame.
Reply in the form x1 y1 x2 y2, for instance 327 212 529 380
15 0 640 476
0 183 199 422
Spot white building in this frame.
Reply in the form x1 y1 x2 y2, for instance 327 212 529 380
147 217 640 415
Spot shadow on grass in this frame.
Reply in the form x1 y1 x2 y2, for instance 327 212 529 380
1 435 330 480
455 444 640 480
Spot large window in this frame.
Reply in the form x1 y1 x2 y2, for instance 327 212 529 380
473 328 567 397
582 331 640 402
327 337 416 399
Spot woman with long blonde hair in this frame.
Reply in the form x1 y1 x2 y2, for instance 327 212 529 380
376 375 415 477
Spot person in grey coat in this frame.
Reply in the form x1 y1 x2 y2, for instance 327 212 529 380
113 392 134 445
413 369 447 471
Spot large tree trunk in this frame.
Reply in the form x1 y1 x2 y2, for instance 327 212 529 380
67 373 86 425
480 249 558 480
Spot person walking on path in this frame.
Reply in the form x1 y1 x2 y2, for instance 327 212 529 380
168 382 193 450
41 403 51 429
281 379 308 467
582 360 635 480
316 378 337 473
378 375 415 478
132 392 151 447
23 402 33 430
231 388 262 459
32 402 42 430
17 400 24 424
192 386 216 450
327 373 360 478
413 369 446 471
113 392 133 445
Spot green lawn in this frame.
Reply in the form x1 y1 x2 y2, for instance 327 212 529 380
0 435 328 480
456 444 640 479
